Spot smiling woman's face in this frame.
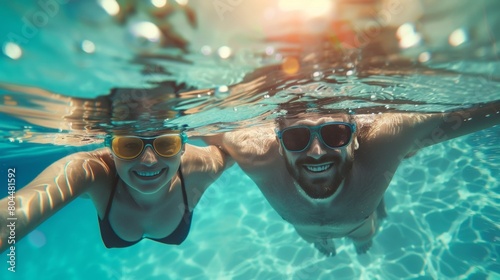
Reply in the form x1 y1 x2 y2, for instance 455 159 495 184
110 132 185 195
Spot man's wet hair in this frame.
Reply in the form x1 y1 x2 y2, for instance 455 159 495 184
274 101 354 129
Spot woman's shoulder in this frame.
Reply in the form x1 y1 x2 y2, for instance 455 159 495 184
77 148 116 202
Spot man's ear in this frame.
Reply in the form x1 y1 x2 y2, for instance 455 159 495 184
353 136 359 150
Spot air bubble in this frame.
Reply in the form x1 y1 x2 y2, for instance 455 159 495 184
201 45 212 55
418 52 431 63
218 46 232 59
265 46 275 56
214 86 230 99
80 40 96 54
126 21 162 49
312 71 324 81
3 42 22 59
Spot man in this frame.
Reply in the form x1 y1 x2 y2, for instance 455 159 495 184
206 99 500 256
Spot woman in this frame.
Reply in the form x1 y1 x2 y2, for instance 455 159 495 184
0 129 231 251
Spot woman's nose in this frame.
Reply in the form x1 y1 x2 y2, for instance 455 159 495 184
139 146 158 166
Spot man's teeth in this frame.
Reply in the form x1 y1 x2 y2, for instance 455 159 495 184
136 170 161 177
305 164 332 172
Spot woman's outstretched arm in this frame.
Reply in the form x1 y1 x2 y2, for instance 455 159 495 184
0 150 113 252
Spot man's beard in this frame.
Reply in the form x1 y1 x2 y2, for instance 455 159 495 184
285 154 353 199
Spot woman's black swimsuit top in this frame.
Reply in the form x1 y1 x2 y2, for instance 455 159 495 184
98 167 192 248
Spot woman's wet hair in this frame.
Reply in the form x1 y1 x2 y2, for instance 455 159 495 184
106 85 189 135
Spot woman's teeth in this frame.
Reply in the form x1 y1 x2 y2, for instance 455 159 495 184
136 170 161 177
305 164 332 173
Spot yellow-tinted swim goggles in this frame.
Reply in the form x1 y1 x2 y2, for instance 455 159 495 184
105 133 188 160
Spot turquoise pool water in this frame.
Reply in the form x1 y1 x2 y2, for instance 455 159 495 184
1 0 500 279
1 128 499 279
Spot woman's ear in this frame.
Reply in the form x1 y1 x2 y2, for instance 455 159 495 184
279 146 283 156
108 150 115 160
276 137 283 156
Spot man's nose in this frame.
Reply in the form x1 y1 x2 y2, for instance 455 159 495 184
306 137 327 159
139 146 158 166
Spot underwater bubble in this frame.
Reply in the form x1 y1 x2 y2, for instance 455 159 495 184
151 0 167 8
80 40 96 54
265 46 275 56
418 52 431 63
217 85 229 93
214 85 230 98
218 46 232 59
346 70 354 76
312 71 324 81
3 42 22 60
201 45 212 55
449 28 468 47
98 0 120 16
127 21 162 49
397 23 421 49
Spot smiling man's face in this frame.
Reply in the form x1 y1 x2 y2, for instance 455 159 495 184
278 114 357 199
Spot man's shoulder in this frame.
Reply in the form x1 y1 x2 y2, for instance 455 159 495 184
353 113 434 141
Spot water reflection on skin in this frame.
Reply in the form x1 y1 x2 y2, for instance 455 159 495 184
206 98 500 256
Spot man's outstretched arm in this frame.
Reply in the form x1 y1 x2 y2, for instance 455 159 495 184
411 99 500 152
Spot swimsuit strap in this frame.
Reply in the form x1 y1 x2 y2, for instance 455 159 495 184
103 173 120 220
177 163 189 212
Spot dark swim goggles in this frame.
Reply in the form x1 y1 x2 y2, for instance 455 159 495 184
105 133 188 160
276 122 356 152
